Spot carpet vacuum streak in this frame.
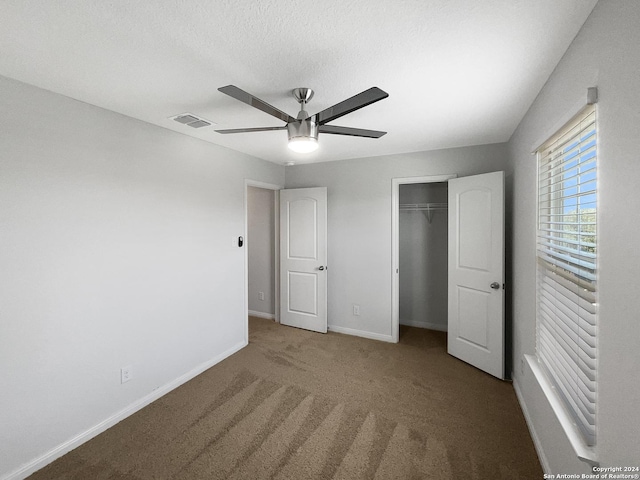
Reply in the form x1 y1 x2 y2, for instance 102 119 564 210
29 317 542 479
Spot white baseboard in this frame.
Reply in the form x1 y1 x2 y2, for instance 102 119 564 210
328 325 394 343
3 340 247 480
248 310 275 320
399 319 448 332
513 373 551 475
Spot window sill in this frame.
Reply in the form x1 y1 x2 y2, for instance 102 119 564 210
524 354 598 466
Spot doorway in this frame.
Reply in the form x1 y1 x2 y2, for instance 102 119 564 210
391 174 456 343
244 180 282 344
398 182 449 333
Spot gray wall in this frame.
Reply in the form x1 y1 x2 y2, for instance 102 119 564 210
285 144 509 339
506 0 640 471
0 75 284 478
399 183 448 331
247 186 276 317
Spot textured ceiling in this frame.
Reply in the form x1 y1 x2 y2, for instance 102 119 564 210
0 0 597 165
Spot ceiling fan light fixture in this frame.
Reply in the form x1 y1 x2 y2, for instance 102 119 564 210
288 137 319 153
287 119 319 153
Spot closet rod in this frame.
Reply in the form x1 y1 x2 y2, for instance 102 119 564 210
398 202 448 211
399 203 447 224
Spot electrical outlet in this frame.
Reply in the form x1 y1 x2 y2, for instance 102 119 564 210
353 304 360 316
259 291 265 301
520 358 525 375
121 365 133 384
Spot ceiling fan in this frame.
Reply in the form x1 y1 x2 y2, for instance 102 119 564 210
215 85 389 153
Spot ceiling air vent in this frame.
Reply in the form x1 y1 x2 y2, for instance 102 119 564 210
170 113 214 129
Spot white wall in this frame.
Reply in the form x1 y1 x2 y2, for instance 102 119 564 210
399 183 448 331
507 0 640 471
285 144 508 339
0 75 284 479
247 186 276 317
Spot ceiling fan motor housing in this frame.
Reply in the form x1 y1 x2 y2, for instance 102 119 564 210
287 117 318 142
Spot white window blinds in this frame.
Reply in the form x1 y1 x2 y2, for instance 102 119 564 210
536 104 597 446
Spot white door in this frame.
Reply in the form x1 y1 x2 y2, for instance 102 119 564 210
280 187 328 333
448 171 504 379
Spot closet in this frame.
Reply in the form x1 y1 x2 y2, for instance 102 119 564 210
398 182 448 332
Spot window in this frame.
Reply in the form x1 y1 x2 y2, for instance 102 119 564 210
536 104 597 446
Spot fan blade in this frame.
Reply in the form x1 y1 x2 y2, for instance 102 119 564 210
319 125 386 138
313 87 389 125
218 85 295 123
215 126 288 134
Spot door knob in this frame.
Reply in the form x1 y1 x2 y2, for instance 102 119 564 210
490 282 500 290
318 266 325 271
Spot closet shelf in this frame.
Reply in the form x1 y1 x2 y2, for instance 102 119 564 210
399 202 447 223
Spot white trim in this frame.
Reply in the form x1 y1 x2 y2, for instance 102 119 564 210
391 174 457 344
248 309 276 320
244 179 284 343
399 319 448 332
524 354 598 466
244 180 284 190
2 341 247 480
328 325 394 343
273 190 280 323
513 372 551 475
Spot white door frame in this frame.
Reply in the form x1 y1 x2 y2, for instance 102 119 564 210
244 179 284 344
391 174 457 343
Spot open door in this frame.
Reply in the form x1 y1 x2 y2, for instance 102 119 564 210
280 187 328 333
448 171 504 379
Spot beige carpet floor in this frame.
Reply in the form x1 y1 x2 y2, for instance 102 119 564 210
29 317 542 479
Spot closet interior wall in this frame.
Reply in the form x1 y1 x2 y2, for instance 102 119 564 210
399 182 448 331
